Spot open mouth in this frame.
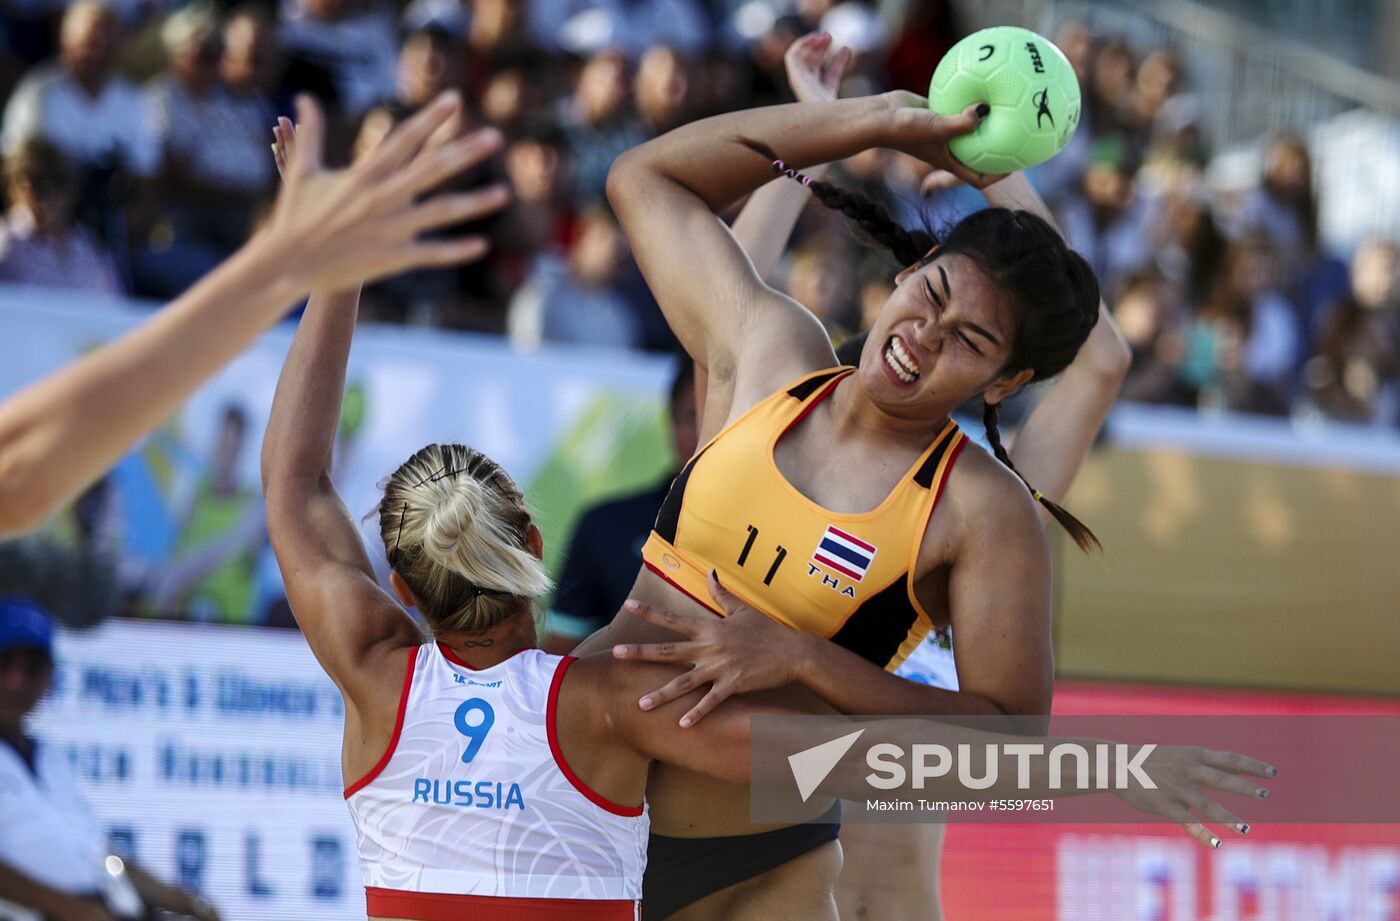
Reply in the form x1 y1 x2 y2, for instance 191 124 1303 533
883 335 921 384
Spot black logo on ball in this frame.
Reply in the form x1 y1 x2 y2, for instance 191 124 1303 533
1033 88 1054 128
1025 42 1045 74
978 44 994 61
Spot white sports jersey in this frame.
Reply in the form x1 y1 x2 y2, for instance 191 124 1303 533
346 644 648 920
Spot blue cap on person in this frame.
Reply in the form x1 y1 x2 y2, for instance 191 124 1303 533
0 597 53 656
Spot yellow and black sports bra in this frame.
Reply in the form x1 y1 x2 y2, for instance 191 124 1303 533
640 367 967 672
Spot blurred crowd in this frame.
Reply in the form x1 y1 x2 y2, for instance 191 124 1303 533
0 0 1395 424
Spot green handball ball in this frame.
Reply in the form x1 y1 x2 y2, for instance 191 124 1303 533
928 26 1081 174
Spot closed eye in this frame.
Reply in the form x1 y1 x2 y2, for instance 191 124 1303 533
927 279 983 355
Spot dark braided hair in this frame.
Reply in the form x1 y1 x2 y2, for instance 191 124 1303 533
752 138 1102 552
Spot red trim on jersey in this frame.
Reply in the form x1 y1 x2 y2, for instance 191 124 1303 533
779 371 848 438
344 647 417 799
546 656 645 817
642 560 723 617
436 641 479 670
825 525 876 553
930 435 968 510
365 887 638 920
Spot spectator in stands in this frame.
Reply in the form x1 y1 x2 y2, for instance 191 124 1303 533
280 0 396 118
1151 187 1227 307
558 48 647 205
1058 136 1153 300
508 203 644 349
220 5 286 116
1235 136 1317 283
545 359 697 652
461 0 542 99
0 137 122 293
0 598 223 921
1124 47 1180 147
1088 37 1134 138
883 0 963 95
135 3 278 297
496 128 574 287
395 25 459 113
1303 238 1400 424
1114 273 1194 406
531 0 710 58
634 45 690 134
1 1 160 234
783 235 858 342
1200 237 1302 414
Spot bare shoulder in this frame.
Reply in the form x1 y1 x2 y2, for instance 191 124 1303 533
927 440 1048 560
560 653 674 726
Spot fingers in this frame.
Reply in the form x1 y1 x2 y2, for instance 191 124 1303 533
396 235 492 269
425 105 466 154
920 169 962 195
364 90 463 178
938 145 986 188
613 639 697 665
272 116 295 179
617 598 703 637
1191 765 1269 800
1183 789 1249 836
387 126 506 202
679 681 733 728
934 103 984 139
1181 821 1220 849
289 95 325 177
638 667 712 712
706 569 744 616
827 46 854 89
1201 748 1277 780
401 183 512 236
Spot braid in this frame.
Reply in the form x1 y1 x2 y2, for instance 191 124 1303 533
738 137 936 267
983 402 1101 553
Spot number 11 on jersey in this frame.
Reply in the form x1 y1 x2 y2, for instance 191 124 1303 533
737 525 787 586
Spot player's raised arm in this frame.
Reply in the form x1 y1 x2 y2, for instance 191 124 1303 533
606 88 987 411
0 92 501 536
260 118 509 702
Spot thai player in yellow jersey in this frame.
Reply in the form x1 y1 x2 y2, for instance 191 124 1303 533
716 34 1132 921
570 32 1174 921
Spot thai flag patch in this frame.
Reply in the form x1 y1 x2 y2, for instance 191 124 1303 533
811 526 877 583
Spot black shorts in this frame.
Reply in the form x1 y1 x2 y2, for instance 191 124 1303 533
641 801 842 921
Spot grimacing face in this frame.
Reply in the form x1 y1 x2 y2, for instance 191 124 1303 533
855 253 1030 421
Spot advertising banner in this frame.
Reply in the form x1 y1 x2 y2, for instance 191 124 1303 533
0 292 678 626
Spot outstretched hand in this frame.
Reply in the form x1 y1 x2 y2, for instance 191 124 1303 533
260 92 510 293
1116 745 1275 848
785 32 853 104
612 570 804 727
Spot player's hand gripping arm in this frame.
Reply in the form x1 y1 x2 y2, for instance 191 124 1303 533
614 489 1053 732
0 92 498 536
260 117 509 702
576 655 1273 848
